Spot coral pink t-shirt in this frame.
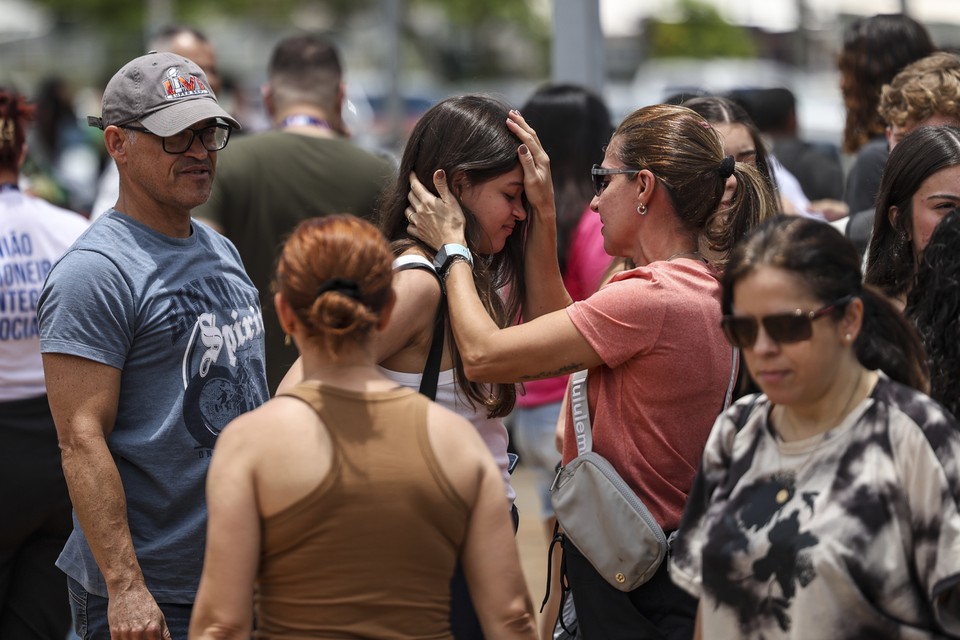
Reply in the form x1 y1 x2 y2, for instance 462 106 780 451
562 258 734 531
517 208 612 408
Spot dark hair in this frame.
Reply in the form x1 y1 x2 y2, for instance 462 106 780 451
865 125 960 300
612 103 776 268
905 207 960 416
273 215 393 356
682 95 780 203
520 83 613 273
838 14 935 153
728 87 797 134
149 24 210 47
724 215 929 392
378 94 527 418
0 87 33 173
268 33 342 113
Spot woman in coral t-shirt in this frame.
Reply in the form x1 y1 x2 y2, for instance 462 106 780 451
407 103 776 639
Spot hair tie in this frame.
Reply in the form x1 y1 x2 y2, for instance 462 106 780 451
718 155 735 180
316 277 362 301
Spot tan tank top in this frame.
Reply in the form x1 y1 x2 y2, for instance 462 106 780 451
254 381 469 639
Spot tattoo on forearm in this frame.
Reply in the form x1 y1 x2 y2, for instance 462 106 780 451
519 362 584 381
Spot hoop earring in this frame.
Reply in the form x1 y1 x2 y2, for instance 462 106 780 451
636 202 647 216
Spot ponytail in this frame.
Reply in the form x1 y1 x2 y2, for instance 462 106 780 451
703 161 777 270
855 285 929 392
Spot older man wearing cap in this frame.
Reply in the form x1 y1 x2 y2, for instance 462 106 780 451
37 51 269 638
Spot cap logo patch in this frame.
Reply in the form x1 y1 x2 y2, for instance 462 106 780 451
162 67 209 100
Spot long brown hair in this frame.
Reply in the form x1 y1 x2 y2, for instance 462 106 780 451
865 125 960 300
838 14 934 153
377 95 527 418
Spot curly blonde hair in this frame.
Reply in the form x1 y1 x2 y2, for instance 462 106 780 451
879 51 960 128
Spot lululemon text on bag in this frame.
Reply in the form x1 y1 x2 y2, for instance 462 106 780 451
549 370 667 591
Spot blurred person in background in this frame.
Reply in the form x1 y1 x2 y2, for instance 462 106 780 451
90 24 224 220
906 207 960 419
190 215 538 640
670 216 958 638
39 51 268 638
864 125 960 308
846 51 960 258
0 86 88 640
839 14 935 216
729 87 846 206
683 95 835 222
195 32 394 393
25 76 100 216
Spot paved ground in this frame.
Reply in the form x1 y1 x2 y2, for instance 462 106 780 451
512 463 552 628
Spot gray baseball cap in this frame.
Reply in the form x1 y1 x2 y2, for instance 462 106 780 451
87 50 239 136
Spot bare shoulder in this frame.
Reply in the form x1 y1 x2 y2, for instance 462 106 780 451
216 396 320 456
393 263 442 305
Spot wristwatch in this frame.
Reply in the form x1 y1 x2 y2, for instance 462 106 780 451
433 243 474 276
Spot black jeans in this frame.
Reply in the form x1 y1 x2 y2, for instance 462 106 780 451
563 537 696 640
0 395 73 640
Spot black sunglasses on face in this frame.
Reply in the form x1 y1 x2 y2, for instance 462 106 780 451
591 164 641 197
120 123 231 154
720 296 853 349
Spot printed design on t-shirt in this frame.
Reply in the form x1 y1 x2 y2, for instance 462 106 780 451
676 380 960 637
166 275 267 449
0 229 54 342
702 470 821 635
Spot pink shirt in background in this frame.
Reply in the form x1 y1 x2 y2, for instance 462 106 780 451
517 208 612 408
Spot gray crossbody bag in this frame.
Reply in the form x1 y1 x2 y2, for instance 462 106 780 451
550 352 738 592
549 369 668 591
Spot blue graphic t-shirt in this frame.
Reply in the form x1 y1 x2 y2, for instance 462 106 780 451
38 210 269 602
670 375 960 639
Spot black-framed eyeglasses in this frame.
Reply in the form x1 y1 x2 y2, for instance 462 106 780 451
591 164 641 197
119 123 231 154
720 296 854 349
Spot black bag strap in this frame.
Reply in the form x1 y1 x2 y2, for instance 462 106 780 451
393 255 445 401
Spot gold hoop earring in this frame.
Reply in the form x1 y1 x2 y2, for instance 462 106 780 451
636 202 647 216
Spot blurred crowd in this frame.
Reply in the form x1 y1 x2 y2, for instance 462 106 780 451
3 11 960 640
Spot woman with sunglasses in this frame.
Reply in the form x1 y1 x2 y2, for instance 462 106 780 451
669 215 960 638
407 103 775 639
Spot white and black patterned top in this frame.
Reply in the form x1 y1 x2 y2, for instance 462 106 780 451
670 373 960 639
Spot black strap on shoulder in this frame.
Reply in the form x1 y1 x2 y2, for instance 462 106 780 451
394 256 445 401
